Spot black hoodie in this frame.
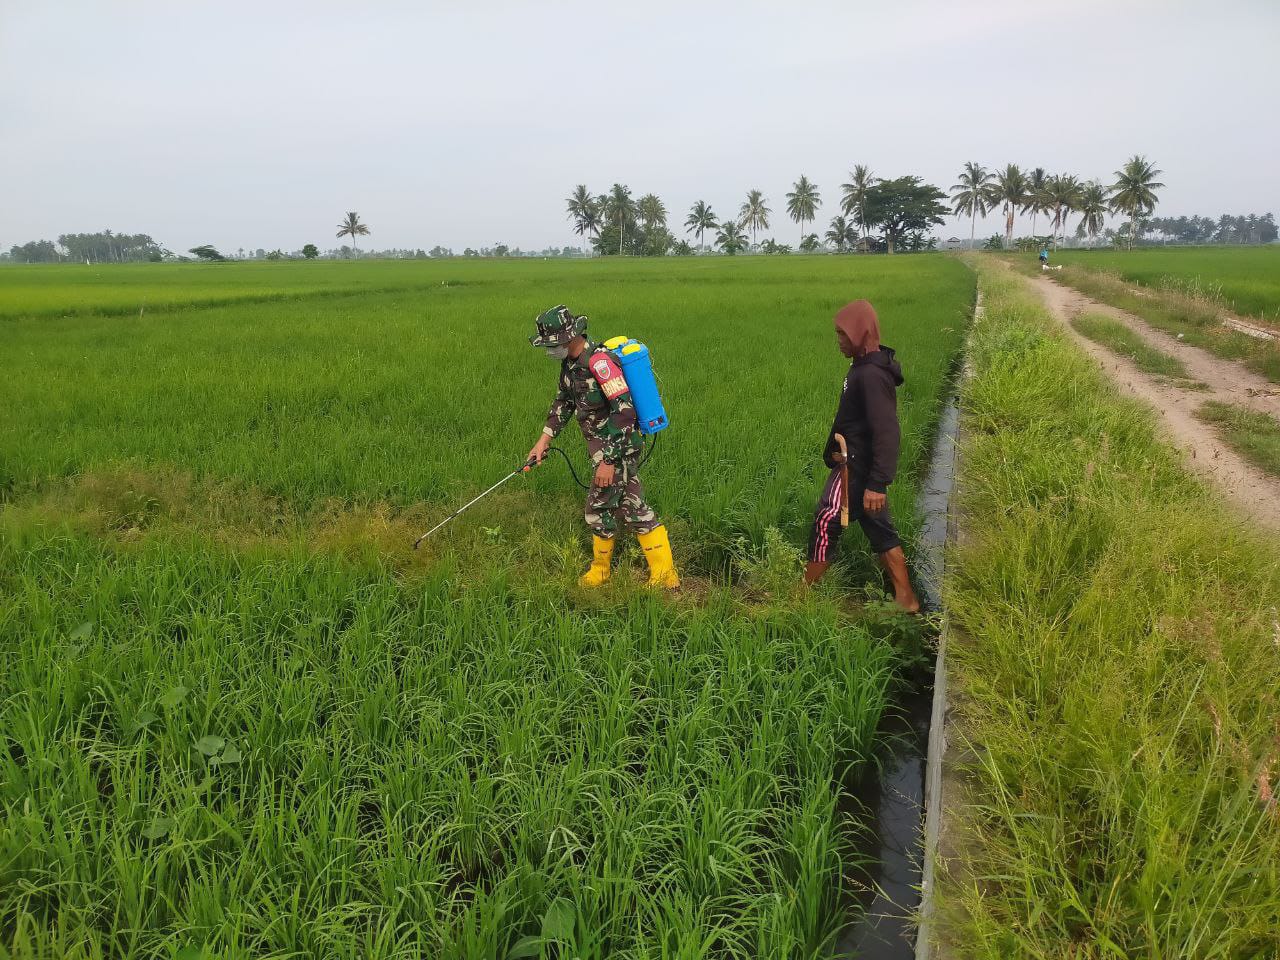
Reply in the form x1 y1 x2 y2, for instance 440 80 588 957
823 346 904 493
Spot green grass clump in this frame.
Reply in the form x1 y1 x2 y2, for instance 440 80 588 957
938 261 1280 957
0 530 904 959
1070 312 1196 382
1196 400 1280 477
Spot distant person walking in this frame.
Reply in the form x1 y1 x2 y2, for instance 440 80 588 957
1039 243 1050 268
803 300 921 613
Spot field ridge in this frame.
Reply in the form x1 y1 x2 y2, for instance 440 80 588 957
934 257 1280 957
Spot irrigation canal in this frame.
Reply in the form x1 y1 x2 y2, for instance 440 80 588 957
835 391 959 959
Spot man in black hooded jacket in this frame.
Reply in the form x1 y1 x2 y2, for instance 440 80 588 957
804 299 921 614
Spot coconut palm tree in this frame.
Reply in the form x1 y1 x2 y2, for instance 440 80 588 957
825 216 856 253
606 184 636 255
335 212 370 256
637 194 667 230
840 165 875 245
1075 181 1107 246
738 189 771 250
1045 174 1082 249
685 201 718 252
1025 167 1050 239
715 220 748 255
1108 155 1164 250
949 162 996 247
785 175 821 248
565 185 601 242
991 164 1029 249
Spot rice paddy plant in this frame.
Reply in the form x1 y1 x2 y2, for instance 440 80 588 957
0 256 973 573
0 529 902 959
0 259 482 321
938 261 1280 957
0 256 971 956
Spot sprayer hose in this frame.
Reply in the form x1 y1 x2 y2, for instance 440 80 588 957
547 433 659 491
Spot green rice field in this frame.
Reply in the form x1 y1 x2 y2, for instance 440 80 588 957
1054 246 1280 322
0 256 972 958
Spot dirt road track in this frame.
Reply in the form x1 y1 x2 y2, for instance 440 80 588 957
1027 271 1280 530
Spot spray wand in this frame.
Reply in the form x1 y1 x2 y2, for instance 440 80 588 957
411 434 658 548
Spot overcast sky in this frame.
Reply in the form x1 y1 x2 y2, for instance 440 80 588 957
3 0 1277 253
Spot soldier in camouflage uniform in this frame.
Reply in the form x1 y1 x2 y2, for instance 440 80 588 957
527 305 679 589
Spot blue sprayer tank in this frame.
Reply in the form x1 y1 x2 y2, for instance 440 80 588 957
603 336 668 434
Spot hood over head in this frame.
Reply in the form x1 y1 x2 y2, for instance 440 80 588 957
865 345 904 385
834 300 880 358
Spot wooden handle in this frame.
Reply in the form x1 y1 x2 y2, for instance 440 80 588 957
834 434 850 528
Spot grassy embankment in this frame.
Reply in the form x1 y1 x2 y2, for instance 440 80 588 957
0 256 972 957
938 259 1280 957
1010 248 1280 384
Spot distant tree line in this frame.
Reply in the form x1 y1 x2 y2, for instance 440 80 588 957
6 230 166 263
8 185 1270 266
1143 213 1277 245
950 155 1169 250
565 171 950 256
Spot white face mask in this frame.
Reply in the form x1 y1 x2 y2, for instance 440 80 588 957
545 345 569 360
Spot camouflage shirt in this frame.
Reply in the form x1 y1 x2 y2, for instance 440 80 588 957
542 340 642 466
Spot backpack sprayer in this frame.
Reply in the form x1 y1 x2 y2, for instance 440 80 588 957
412 335 668 548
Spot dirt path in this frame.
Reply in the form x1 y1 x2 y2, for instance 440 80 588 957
1038 275 1280 417
1027 272 1280 530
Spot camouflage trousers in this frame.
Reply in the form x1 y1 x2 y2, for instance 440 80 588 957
584 457 660 538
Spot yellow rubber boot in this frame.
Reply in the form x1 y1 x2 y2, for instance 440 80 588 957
638 525 680 590
578 536 615 587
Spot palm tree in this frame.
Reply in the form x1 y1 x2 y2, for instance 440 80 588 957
1025 167 1050 238
685 201 718 252
637 194 667 230
1108 155 1164 250
606 183 636 255
840 165 875 245
1045 174 1082 249
949 162 996 247
739 189 771 249
565 185 601 242
335 212 370 256
1076 181 1107 246
785 176 821 248
715 220 748 255
825 216 856 253
991 164 1029 249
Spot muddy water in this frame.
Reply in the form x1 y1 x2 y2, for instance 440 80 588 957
834 393 958 958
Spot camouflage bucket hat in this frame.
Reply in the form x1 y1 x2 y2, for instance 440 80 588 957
530 305 586 347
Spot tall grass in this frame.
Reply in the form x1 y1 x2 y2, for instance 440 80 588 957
938 261 1280 956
